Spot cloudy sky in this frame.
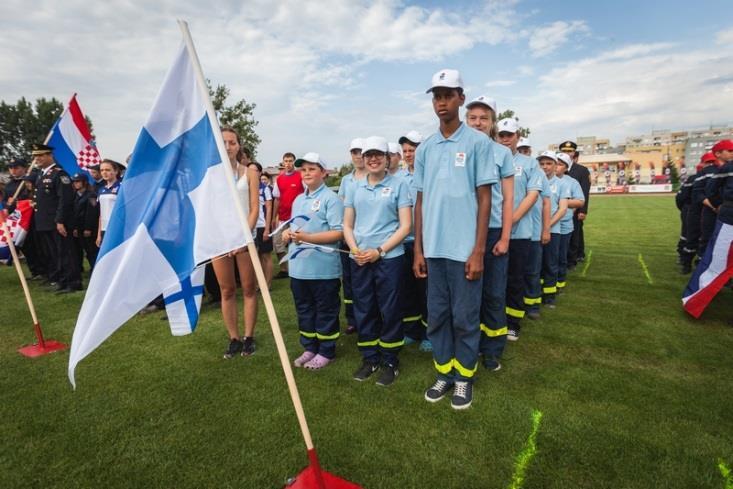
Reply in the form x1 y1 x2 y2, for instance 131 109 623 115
2 0 732 168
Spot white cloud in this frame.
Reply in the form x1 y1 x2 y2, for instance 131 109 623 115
0 0 529 165
517 65 535 77
528 20 589 57
485 80 516 88
716 30 733 45
514 42 733 153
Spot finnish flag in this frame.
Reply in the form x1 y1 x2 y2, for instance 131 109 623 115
69 40 249 387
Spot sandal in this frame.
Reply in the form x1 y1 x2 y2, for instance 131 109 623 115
294 351 316 367
304 354 332 370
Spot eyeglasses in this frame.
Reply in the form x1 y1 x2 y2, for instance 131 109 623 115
363 152 385 160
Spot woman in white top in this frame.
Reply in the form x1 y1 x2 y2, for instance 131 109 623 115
95 159 122 247
216 127 261 358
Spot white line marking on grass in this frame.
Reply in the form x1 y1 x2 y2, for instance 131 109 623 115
507 409 543 489
581 250 592 277
719 459 733 489
637 253 653 285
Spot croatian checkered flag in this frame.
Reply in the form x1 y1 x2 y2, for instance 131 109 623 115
48 94 102 182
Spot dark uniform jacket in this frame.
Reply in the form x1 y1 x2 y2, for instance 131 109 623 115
568 163 591 214
34 165 75 231
73 189 100 235
677 173 697 210
691 165 717 205
706 161 733 225
2 177 31 209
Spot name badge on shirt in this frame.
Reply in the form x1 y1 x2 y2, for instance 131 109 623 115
311 199 321 212
454 152 466 167
515 166 523 176
550 184 557 194
381 187 392 197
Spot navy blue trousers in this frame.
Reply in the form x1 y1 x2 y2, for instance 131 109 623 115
523 241 543 314
290 278 341 358
542 233 561 303
402 241 428 341
340 243 356 328
480 228 508 359
557 232 571 289
427 258 482 383
351 255 405 367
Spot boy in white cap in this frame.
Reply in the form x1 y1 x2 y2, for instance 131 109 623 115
397 131 432 351
283 153 344 369
344 136 412 386
517 138 532 156
387 142 402 175
555 152 585 293
338 138 367 334
495 117 544 342
464 95 514 370
539 152 571 307
414 69 497 409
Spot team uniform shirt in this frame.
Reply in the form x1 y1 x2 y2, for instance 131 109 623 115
510 152 545 240
98 180 121 232
394 167 416 242
288 184 344 280
547 175 572 234
706 161 733 225
488 141 515 229
692 165 718 205
530 171 551 241
558 175 583 235
258 183 272 229
414 123 498 262
344 173 411 259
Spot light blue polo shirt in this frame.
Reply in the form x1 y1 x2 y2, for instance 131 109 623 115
394 168 416 242
530 172 551 242
344 173 411 259
488 141 514 229
511 153 544 240
547 175 571 234
337 171 365 199
559 175 584 235
414 123 498 262
288 184 344 280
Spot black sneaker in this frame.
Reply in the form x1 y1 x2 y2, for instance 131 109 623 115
353 361 379 381
223 338 243 359
483 356 502 372
241 337 256 356
375 364 398 386
507 329 519 341
527 311 541 320
451 381 473 410
424 379 453 403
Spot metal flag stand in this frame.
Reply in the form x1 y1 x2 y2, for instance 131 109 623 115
1 214 67 357
179 20 362 489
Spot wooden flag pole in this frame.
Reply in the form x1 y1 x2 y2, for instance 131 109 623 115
1 218 66 357
179 20 360 489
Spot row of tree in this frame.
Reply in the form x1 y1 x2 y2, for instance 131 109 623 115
0 83 259 171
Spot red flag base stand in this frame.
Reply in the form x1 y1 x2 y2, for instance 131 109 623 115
285 449 363 489
18 322 67 358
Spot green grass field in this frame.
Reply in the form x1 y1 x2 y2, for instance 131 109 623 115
1 195 732 489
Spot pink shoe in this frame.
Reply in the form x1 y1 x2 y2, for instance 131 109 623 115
294 351 316 367
304 354 332 370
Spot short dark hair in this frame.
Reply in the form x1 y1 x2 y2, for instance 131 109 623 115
283 152 296 160
248 161 263 172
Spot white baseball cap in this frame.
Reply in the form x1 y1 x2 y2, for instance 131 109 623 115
497 118 519 134
387 142 402 155
556 152 573 167
536 150 558 162
426 69 464 93
294 152 324 168
398 130 423 146
349 138 364 151
466 95 497 113
362 136 389 154
518 137 531 148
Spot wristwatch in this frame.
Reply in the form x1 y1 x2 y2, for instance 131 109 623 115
377 246 386 258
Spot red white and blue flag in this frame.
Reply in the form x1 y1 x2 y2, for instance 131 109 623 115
47 94 102 181
0 200 34 265
682 220 733 318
